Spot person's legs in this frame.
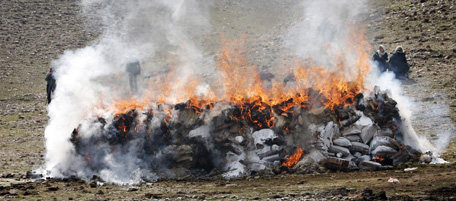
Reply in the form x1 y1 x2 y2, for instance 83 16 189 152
133 75 138 93
129 74 138 94
47 89 52 104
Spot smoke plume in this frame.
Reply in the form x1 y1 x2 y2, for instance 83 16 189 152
43 0 213 184
284 0 367 70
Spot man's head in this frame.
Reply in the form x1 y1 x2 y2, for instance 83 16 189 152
378 45 385 53
395 46 403 52
50 67 54 72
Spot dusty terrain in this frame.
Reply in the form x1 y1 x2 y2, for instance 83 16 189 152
0 0 455 200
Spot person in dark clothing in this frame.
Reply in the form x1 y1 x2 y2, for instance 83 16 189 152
45 67 56 104
283 68 296 86
372 45 388 73
126 59 141 94
260 65 275 89
388 46 410 79
283 73 296 85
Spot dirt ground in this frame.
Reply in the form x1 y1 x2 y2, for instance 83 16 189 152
0 0 455 200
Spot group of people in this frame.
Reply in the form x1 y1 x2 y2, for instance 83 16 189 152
372 45 410 79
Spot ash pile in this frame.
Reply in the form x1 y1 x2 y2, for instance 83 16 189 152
69 86 423 181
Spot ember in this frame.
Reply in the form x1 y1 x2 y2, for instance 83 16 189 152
374 155 385 162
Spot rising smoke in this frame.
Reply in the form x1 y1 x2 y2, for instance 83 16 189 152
365 70 454 161
41 0 451 184
43 0 214 184
284 0 367 70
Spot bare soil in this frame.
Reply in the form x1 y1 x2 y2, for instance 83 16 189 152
2 164 456 200
0 0 455 200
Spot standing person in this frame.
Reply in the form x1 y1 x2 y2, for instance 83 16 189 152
389 46 410 79
126 59 141 94
45 67 56 104
372 45 389 73
259 65 275 89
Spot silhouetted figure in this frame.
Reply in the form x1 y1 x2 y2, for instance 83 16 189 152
283 68 296 87
389 46 410 79
372 45 388 73
283 73 296 85
126 59 141 94
45 67 56 104
260 65 275 89
260 68 275 81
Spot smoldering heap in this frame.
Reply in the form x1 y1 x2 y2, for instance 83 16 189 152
69 85 422 181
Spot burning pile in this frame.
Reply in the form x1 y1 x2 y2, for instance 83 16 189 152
41 0 439 185
58 36 427 182
69 85 422 180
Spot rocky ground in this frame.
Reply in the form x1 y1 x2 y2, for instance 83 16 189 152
1 164 456 200
0 0 455 200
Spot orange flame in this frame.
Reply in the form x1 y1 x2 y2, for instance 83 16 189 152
282 147 304 168
99 28 370 130
117 117 127 133
375 155 385 162
111 97 146 116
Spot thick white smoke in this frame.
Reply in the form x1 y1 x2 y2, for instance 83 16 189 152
364 71 433 150
284 0 367 71
42 0 214 184
365 69 453 162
